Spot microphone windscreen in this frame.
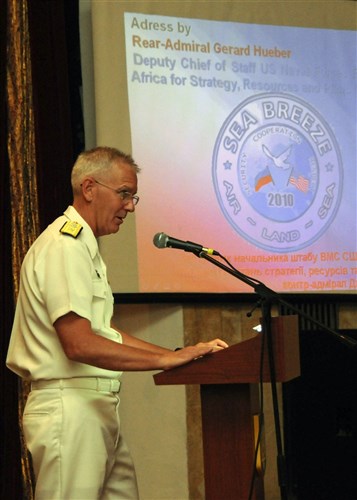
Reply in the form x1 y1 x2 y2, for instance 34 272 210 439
153 232 167 248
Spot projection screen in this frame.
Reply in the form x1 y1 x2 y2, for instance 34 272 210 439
91 0 356 296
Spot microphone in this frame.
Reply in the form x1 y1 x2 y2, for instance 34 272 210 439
153 232 219 255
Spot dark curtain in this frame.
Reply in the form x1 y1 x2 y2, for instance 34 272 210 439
0 0 84 497
0 0 22 497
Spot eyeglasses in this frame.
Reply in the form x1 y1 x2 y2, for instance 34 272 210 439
94 179 140 206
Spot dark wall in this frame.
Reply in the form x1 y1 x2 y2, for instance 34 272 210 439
27 0 84 230
283 329 357 500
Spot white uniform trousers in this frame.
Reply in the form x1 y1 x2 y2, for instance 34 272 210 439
23 380 139 500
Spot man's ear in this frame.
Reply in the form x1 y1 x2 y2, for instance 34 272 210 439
81 178 96 201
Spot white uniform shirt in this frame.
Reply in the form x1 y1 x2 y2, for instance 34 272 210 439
7 206 123 381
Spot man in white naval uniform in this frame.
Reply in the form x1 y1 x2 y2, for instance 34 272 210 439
7 146 228 500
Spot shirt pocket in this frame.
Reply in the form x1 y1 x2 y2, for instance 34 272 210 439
91 279 107 332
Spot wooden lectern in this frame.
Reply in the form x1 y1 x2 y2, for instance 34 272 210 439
154 315 300 500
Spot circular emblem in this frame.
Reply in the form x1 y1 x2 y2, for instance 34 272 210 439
212 93 343 252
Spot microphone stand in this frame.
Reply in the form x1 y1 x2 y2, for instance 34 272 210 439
195 250 357 500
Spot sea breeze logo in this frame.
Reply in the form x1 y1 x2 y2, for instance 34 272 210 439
212 93 342 253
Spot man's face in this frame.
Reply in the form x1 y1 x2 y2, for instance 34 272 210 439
91 162 138 237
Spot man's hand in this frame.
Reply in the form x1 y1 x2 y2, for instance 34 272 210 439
162 338 229 370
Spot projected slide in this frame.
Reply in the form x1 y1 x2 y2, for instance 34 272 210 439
124 13 356 293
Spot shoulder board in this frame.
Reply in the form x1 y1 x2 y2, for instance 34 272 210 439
60 220 83 238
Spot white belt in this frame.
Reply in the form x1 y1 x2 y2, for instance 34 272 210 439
31 377 121 393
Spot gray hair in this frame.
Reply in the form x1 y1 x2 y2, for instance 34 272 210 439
71 146 140 194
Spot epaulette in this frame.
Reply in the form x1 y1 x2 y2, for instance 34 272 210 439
60 220 83 238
